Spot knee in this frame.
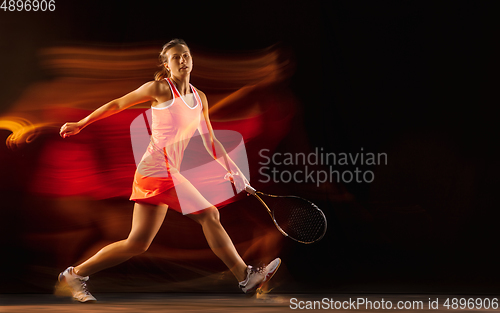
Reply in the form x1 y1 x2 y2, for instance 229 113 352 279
194 206 220 225
124 239 151 255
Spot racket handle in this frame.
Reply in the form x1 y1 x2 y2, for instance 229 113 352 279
245 184 256 195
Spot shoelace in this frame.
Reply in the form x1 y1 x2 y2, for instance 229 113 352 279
240 265 267 287
78 278 92 295
251 265 266 275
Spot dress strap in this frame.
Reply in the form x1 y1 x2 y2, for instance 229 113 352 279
166 78 181 99
192 86 203 110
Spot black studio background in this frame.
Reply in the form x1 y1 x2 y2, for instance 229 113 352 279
1 1 499 294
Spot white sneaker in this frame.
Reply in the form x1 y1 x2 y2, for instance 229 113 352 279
56 266 96 303
239 258 281 294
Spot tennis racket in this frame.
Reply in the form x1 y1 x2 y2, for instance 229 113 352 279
245 184 327 244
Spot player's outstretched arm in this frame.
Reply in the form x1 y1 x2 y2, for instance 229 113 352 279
60 81 162 138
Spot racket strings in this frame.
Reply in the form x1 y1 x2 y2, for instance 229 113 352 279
258 193 326 243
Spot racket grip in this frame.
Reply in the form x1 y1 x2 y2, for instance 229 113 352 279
245 184 256 195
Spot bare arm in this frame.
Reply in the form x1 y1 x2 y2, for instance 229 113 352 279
60 81 166 138
196 89 249 189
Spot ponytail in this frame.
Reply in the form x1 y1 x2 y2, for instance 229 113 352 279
154 66 170 81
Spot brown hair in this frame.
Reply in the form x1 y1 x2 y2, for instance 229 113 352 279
154 38 188 81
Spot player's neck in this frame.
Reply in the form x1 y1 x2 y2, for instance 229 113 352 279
170 75 191 95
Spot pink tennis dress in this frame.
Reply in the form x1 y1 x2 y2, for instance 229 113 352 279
130 78 212 213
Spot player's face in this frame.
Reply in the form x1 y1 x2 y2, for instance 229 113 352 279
165 44 192 77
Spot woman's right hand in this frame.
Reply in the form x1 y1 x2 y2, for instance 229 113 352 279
60 122 82 138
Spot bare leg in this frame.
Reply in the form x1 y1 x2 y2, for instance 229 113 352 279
188 207 248 282
73 202 168 277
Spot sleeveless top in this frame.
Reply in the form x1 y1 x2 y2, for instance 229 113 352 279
130 78 203 200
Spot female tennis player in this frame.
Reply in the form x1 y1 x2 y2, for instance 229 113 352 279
57 39 280 302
